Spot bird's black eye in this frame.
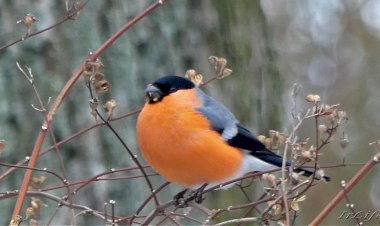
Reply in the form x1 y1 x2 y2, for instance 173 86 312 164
169 87 177 93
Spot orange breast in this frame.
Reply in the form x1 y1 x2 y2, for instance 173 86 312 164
136 89 243 187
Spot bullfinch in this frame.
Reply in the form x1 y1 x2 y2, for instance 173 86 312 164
136 76 330 200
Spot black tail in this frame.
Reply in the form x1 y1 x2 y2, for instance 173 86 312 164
254 149 331 182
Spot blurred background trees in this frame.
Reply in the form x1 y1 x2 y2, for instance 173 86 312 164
0 0 379 225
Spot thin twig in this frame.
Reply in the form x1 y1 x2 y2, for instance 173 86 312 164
213 217 258 226
0 1 89 52
3 191 111 222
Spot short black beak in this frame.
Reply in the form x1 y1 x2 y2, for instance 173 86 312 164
145 85 163 103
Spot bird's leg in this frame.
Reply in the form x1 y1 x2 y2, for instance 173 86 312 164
173 188 189 207
173 184 208 207
188 183 208 204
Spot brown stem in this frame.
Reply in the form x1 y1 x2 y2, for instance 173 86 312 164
310 152 380 225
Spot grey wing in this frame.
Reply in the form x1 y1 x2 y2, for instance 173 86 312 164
195 88 239 140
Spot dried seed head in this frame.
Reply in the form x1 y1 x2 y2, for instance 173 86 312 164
220 68 233 79
95 80 112 93
208 56 232 79
83 58 104 81
306 94 315 103
257 135 266 144
306 94 320 104
31 197 47 212
272 203 282 216
262 173 277 184
17 14 39 29
89 98 99 120
264 137 272 149
185 69 203 86
301 150 312 159
208 56 218 65
104 99 117 117
185 69 197 78
30 176 47 189
290 195 306 211
276 133 287 146
299 147 315 162
269 130 277 139
9 215 22 226
338 111 347 119
93 73 111 93
216 57 227 70
323 104 339 116
82 70 92 81
93 72 105 82
91 59 104 72
26 207 35 219
68 1 84 19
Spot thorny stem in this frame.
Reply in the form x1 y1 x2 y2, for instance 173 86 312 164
10 0 169 221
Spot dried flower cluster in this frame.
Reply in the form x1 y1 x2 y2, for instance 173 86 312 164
22 176 48 225
17 14 39 38
185 69 203 86
257 130 287 150
208 56 233 79
185 56 233 86
66 1 84 19
252 93 348 223
83 58 111 94
83 58 117 120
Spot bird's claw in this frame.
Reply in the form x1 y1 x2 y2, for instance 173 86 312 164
173 184 207 207
174 189 189 207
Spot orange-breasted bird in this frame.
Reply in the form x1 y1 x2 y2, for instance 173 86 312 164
136 76 330 202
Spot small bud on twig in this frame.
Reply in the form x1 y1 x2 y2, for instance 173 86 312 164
104 99 117 118
305 94 320 104
208 56 233 79
17 14 39 39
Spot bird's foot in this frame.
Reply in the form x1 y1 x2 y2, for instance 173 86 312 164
173 184 208 207
191 188 206 204
173 189 189 207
